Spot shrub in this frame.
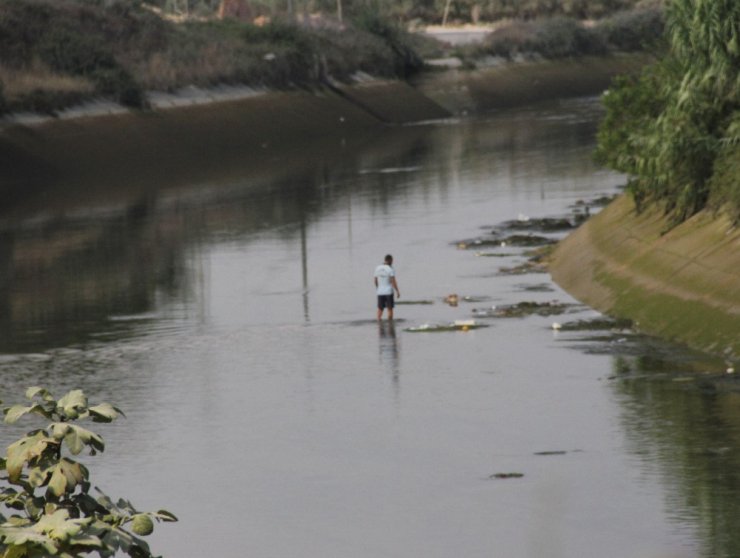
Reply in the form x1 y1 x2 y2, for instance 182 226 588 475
352 10 423 77
526 17 608 59
596 8 665 52
92 67 146 108
38 27 118 76
481 20 537 59
0 387 177 558
708 118 740 222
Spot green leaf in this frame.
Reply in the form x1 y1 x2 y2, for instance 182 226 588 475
153 510 178 522
6 432 57 483
25 387 54 403
50 423 105 455
48 459 88 498
4 404 50 424
56 390 88 419
88 403 125 423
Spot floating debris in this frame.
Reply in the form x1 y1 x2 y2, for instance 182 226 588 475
490 472 524 479
444 294 459 306
498 260 547 275
497 261 548 276
405 321 488 333
500 217 576 233
516 283 556 293
442 294 492 306
456 234 555 250
455 238 501 250
534 451 568 456
555 317 633 332
474 301 574 319
500 234 558 247
475 252 518 258
396 300 435 305
461 295 492 303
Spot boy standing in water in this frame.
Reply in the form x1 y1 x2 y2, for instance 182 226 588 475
374 254 401 320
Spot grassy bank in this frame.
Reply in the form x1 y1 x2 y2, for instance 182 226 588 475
550 195 740 359
0 0 424 115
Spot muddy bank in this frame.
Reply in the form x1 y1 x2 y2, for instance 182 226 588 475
550 195 740 358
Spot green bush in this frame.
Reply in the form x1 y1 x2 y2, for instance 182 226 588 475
352 10 423 77
0 0 54 66
37 26 146 108
38 27 117 75
708 126 740 223
596 8 664 52
526 17 608 58
93 67 147 108
596 0 740 222
482 21 536 59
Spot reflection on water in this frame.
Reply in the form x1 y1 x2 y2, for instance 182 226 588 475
0 97 737 558
607 347 740 558
378 320 400 389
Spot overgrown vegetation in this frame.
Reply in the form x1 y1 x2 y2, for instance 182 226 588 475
0 387 177 557
0 0 424 115
459 8 664 62
595 0 740 223
0 0 666 116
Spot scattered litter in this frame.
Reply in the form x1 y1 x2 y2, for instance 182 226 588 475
474 301 574 318
490 472 524 479
534 451 567 456
406 321 488 333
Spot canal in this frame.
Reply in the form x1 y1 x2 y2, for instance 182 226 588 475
1 97 738 558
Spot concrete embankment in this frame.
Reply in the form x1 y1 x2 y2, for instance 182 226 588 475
0 81 450 210
550 195 740 359
0 54 651 208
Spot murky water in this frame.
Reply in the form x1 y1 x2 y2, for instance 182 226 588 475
1 98 739 558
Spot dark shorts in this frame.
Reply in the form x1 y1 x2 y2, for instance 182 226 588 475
377 294 395 310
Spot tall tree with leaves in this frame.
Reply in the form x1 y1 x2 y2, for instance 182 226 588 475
596 0 740 222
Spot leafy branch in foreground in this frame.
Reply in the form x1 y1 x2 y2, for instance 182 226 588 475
0 387 177 558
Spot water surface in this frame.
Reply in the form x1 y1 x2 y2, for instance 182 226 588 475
1 98 738 558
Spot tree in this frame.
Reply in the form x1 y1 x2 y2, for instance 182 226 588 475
0 387 177 558
596 0 740 222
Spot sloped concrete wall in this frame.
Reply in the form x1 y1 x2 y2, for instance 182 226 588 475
550 195 740 358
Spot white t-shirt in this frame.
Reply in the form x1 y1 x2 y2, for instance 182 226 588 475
374 264 395 295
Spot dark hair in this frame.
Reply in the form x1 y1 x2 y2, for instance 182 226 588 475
384 254 393 264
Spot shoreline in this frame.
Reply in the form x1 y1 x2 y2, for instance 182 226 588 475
550 195 740 360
